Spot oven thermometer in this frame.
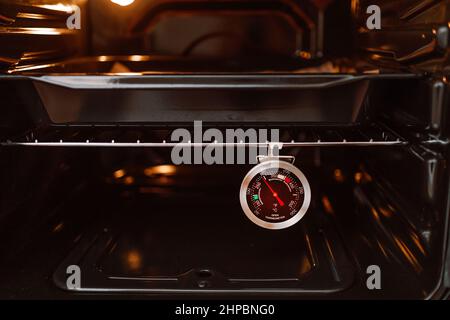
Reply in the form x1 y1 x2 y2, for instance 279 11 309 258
240 158 311 230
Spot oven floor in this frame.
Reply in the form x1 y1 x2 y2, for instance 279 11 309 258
52 188 354 294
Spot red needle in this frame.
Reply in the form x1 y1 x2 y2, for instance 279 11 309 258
262 177 285 207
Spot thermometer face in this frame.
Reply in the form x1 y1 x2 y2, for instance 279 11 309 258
240 160 311 230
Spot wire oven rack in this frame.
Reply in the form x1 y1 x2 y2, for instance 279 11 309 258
1 123 407 148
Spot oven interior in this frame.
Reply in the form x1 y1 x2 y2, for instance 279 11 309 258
0 0 450 299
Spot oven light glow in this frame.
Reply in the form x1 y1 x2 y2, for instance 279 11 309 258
37 4 77 13
114 169 126 179
322 196 334 215
144 165 177 177
126 250 142 271
333 169 345 183
111 0 136 6
124 176 135 185
354 172 363 184
5 27 65 35
130 55 146 62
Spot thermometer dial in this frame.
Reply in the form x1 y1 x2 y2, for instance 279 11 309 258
240 160 311 230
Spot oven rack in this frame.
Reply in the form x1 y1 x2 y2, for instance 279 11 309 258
1 124 407 148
